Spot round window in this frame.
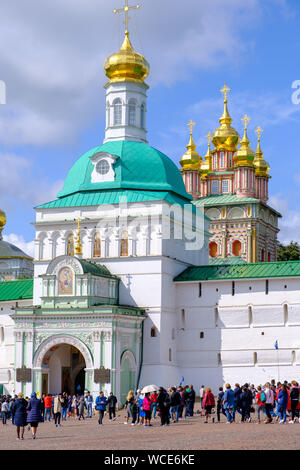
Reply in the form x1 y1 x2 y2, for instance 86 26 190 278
96 160 110 175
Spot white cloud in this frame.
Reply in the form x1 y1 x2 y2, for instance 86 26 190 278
0 0 291 146
3 233 34 258
269 194 300 244
0 152 63 209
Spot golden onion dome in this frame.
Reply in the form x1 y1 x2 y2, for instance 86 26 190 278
201 132 212 178
104 31 150 83
180 121 202 171
253 127 270 178
0 209 6 240
234 114 255 168
212 83 240 152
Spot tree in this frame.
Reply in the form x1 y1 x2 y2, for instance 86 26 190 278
277 241 300 261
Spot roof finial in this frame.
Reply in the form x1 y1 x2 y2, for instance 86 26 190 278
220 82 230 102
114 0 141 36
242 113 250 131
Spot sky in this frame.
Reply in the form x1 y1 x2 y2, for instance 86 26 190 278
0 0 300 256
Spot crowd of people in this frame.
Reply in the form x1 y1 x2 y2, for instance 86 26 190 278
1 379 299 440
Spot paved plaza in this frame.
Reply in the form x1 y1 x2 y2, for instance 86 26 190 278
1 408 300 451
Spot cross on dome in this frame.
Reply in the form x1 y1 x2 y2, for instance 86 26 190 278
255 126 263 141
220 83 230 102
241 114 250 130
113 0 141 35
187 120 196 135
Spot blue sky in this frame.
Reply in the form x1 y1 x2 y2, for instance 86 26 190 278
0 0 299 255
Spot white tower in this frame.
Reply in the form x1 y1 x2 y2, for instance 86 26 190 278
103 28 150 144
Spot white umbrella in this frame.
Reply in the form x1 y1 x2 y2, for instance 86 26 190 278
141 384 159 394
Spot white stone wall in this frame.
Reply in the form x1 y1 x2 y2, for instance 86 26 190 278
175 277 300 393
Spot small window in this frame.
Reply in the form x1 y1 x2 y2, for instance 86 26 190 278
228 152 233 167
140 103 145 129
120 231 129 257
67 234 74 256
93 233 101 258
96 160 110 175
254 352 257 365
217 353 222 365
222 180 229 193
220 152 224 168
265 279 269 295
200 332 204 339
232 281 235 296
211 180 219 194
128 99 136 126
171 328 175 340
169 348 172 362
181 309 185 328
261 331 264 335
198 283 202 297
215 308 218 327
113 99 122 125
151 327 157 338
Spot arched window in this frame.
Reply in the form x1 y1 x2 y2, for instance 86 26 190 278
232 240 242 256
93 233 101 258
140 103 145 129
220 152 224 168
113 99 122 125
120 231 128 257
209 241 218 258
128 99 136 126
168 348 172 362
67 234 74 256
151 327 157 338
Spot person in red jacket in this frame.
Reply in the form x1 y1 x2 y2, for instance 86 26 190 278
44 394 53 422
202 387 216 424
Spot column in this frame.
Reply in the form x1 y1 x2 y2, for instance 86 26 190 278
221 230 227 257
104 331 112 396
25 332 34 396
14 331 23 394
135 329 142 390
92 331 101 399
247 229 252 264
115 331 121 402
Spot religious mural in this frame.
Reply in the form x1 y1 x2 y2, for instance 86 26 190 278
58 267 74 295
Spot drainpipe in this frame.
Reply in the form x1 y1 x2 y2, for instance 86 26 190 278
136 319 144 390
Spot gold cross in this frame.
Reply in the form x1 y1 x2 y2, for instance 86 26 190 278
220 82 230 101
241 114 250 130
206 131 212 145
114 0 141 34
187 119 196 135
255 126 263 140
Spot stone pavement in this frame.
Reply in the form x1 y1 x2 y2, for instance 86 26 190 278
1 410 300 450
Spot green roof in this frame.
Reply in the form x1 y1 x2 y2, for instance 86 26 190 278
194 194 282 217
0 279 33 302
174 260 300 282
36 189 193 209
78 259 117 278
53 141 191 202
209 256 246 266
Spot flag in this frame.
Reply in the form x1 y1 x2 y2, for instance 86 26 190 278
179 376 184 386
274 340 279 350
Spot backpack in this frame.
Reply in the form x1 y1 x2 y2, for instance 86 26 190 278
260 392 266 403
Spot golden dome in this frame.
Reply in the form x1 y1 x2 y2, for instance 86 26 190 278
0 209 6 240
201 132 212 178
212 83 240 152
234 114 255 168
104 31 150 84
180 121 202 171
253 127 270 178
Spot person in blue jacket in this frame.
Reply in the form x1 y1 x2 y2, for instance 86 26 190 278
95 391 107 426
12 393 28 440
223 384 235 424
26 392 43 439
277 384 288 424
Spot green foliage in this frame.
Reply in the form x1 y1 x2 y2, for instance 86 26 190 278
277 241 300 261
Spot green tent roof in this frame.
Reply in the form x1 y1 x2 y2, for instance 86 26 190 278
0 279 33 302
174 260 300 282
78 259 117 278
55 141 191 201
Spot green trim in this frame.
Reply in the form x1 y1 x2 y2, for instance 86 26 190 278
0 279 33 302
174 260 300 282
194 194 282 217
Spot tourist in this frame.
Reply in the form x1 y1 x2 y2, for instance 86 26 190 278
255 386 266 424
202 387 215 424
108 392 117 421
277 384 288 424
223 384 235 424
53 393 63 427
150 390 158 419
143 392 152 427
61 392 68 421
78 395 86 420
40 394 45 420
26 392 43 439
1 399 9 425
264 382 275 423
289 381 300 423
216 387 226 423
233 383 242 417
44 394 52 422
12 393 27 440
170 386 181 423
187 385 196 417
240 384 252 423
157 387 170 426
95 391 107 426
85 391 93 418
124 390 134 424
138 391 145 425
199 385 205 409
131 399 138 425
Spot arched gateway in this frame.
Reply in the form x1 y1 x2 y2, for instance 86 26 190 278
33 335 93 395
